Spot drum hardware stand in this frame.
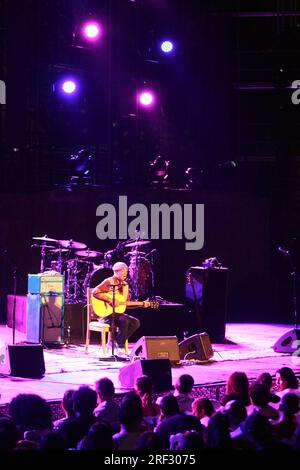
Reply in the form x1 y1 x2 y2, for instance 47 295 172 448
99 284 128 362
12 267 18 345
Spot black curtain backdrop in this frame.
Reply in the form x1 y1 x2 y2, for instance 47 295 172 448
0 186 284 326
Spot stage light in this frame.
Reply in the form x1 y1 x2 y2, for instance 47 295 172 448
61 80 77 95
82 22 101 41
69 149 94 186
138 91 154 107
160 40 174 53
149 156 170 187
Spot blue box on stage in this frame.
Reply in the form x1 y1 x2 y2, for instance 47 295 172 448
28 273 64 294
26 294 64 344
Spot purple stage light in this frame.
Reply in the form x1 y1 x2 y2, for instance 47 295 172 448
61 80 77 95
160 40 174 53
82 22 101 40
138 91 154 107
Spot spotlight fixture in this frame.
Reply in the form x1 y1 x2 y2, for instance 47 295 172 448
82 21 101 41
61 80 77 94
138 91 155 107
160 40 174 54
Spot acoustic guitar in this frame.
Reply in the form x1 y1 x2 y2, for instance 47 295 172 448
92 292 159 318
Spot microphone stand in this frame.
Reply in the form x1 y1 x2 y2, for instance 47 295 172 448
99 283 127 362
287 252 298 329
12 267 17 345
110 284 117 358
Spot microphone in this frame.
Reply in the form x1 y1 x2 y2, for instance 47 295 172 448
278 246 289 255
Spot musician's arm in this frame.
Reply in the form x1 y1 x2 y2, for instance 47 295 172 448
92 280 113 304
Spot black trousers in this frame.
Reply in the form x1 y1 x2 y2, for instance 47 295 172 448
105 314 140 348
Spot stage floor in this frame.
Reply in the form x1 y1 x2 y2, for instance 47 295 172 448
0 323 299 406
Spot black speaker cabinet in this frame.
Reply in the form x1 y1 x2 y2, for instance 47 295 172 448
179 333 214 361
186 267 228 342
7 344 45 378
119 359 172 392
64 303 86 343
273 328 300 353
129 336 180 363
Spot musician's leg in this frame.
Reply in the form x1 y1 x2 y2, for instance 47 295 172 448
116 314 140 347
125 314 140 339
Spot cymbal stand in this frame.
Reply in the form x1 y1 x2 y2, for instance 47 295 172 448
40 243 47 273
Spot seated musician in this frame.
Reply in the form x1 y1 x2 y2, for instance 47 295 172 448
92 262 140 356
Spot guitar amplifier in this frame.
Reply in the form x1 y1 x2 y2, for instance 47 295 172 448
26 294 64 344
28 274 64 294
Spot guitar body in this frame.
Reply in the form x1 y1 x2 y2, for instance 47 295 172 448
92 292 160 318
92 293 127 318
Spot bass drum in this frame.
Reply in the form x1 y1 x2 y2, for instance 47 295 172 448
84 266 113 290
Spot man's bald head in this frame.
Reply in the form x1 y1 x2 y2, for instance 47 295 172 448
113 262 128 281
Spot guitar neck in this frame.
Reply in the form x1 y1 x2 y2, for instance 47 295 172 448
126 301 144 308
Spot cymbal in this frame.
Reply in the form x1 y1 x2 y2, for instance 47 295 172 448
49 248 68 253
125 240 150 247
32 236 57 243
125 251 146 256
75 249 103 258
58 240 87 250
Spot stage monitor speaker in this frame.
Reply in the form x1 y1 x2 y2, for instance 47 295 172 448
179 332 214 361
129 336 180 363
273 328 300 353
119 359 172 392
0 344 45 378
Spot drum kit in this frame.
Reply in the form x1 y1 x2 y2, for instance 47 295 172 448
31 235 156 303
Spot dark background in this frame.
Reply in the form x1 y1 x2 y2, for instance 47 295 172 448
1 0 300 327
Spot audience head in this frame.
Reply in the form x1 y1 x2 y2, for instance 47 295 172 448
135 375 154 397
276 367 298 391
192 397 215 419
8 393 53 434
170 431 204 451
136 431 164 450
249 383 272 407
257 372 273 391
95 377 115 401
279 392 300 416
77 421 114 450
205 411 231 449
0 417 19 449
159 394 180 418
222 399 247 429
119 396 143 431
225 371 250 405
73 386 97 417
62 389 75 418
244 412 272 446
175 374 194 395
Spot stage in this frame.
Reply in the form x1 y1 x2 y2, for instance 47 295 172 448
0 322 299 408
